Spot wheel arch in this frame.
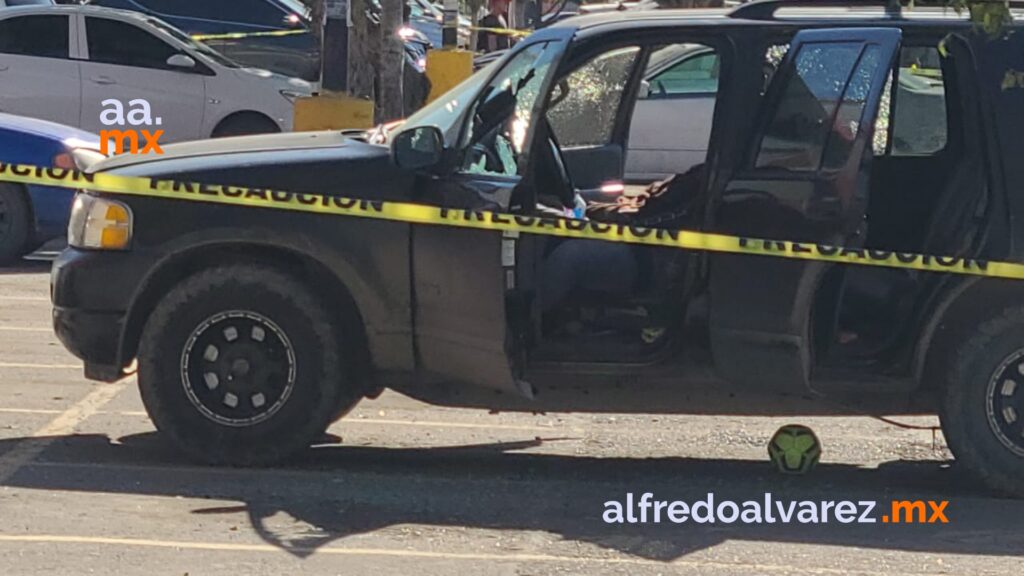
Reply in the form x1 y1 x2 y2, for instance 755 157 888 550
914 277 1024 389
210 110 282 137
119 241 376 393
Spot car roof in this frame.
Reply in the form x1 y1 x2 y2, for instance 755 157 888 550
0 3 157 22
552 5 1024 37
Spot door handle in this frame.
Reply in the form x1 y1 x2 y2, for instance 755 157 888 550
89 76 116 85
0 65 8 72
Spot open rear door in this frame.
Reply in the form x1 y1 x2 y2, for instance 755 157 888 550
708 28 901 393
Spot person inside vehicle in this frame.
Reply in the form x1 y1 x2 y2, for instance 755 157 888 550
538 162 708 341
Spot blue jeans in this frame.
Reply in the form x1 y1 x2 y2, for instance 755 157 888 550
540 239 638 312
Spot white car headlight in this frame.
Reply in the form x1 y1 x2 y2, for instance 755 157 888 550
279 89 306 103
68 194 133 250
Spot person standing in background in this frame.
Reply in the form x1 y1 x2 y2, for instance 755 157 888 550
477 0 511 53
522 0 540 28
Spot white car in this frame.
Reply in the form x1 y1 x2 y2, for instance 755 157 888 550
0 0 55 7
0 5 313 141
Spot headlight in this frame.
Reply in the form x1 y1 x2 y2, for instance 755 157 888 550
53 148 106 171
71 148 107 169
68 194 133 250
279 89 306 103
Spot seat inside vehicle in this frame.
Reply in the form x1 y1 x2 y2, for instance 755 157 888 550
531 41 719 363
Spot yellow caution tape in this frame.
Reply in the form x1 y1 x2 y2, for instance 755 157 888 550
0 161 1019 279
191 29 309 41
469 25 531 38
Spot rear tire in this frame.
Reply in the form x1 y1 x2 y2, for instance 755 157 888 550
940 306 1024 497
0 184 31 265
211 113 280 138
138 263 360 465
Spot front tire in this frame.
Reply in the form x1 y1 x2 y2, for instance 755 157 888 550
940 306 1024 497
0 184 31 265
138 264 359 465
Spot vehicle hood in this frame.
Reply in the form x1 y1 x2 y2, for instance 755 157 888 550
88 131 412 201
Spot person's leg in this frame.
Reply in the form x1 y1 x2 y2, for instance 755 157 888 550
540 239 637 312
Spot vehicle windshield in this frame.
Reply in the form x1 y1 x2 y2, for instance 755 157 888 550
147 18 242 69
403 60 499 144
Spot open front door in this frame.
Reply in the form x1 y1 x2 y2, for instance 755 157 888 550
708 28 901 393
410 35 569 398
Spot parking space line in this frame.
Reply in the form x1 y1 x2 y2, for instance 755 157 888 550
0 534 952 575
0 326 53 333
0 406 564 432
0 362 80 369
0 382 126 484
0 296 48 302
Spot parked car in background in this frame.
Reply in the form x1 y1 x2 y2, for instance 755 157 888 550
0 113 101 264
622 40 948 182
0 0 54 6
89 0 438 87
0 5 312 141
403 0 470 48
87 0 322 80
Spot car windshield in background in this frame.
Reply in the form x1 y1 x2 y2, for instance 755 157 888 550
147 18 242 68
6 0 54 5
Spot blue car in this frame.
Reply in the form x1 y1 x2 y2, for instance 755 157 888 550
0 113 102 264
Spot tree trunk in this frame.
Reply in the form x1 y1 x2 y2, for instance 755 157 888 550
378 0 405 121
348 0 377 100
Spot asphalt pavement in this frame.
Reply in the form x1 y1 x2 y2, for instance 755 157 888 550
0 260 1022 575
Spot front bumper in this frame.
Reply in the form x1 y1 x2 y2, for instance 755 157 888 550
51 248 144 382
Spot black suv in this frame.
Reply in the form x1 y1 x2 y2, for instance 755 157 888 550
52 1 1024 496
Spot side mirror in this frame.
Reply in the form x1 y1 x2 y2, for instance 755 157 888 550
638 79 651 100
166 54 196 70
392 126 444 171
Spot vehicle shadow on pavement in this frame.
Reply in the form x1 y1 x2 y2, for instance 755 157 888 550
3 432 1023 561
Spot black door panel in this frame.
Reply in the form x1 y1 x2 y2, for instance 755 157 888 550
708 28 902 393
560 143 624 191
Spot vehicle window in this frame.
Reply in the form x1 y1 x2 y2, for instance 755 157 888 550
876 46 948 156
404 61 498 146
140 0 287 26
545 46 640 148
822 45 884 169
136 0 200 14
147 17 240 68
646 48 719 98
0 15 69 59
461 42 561 177
755 42 867 171
86 17 179 69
